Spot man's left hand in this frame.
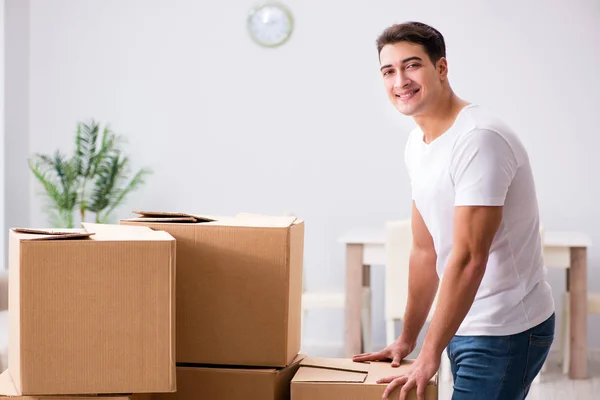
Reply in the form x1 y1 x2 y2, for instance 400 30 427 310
376 352 440 400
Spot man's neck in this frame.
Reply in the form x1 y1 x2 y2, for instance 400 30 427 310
414 92 470 144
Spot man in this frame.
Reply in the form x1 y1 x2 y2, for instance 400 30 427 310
352 21 555 400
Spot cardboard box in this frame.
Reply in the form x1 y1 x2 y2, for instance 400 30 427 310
291 358 438 400
137 355 305 400
121 212 304 367
3 224 176 395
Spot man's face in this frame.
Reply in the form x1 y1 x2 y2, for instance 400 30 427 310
379 42 446 117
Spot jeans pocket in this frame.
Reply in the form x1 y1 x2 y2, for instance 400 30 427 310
523 333 553 386
530 333 554 347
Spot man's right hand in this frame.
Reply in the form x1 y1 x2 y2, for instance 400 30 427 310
352 339 416 367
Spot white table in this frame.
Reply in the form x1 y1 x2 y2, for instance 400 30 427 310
338 228 592 379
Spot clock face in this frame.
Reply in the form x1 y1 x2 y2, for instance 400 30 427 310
247 3 294 48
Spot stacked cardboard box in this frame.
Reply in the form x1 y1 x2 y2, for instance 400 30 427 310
121 212 306 400
0 223 177 400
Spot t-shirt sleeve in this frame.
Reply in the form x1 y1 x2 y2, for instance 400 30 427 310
450 129 518 206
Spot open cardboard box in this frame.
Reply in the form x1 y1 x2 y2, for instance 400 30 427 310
291 358 438 400
2 223 176 396
120 211 304 368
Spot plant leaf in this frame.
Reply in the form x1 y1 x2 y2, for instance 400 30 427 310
87 153 122 213
74 120 100 178
100 166 152 222
28 150 79 228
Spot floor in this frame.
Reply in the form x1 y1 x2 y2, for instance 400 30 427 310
438 351 600 400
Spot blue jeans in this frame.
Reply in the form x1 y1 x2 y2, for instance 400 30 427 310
447 313 555 400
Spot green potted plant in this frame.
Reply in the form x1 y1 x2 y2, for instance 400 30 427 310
28 120 152 228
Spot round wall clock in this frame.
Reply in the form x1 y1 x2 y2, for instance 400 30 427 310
247 2 294 48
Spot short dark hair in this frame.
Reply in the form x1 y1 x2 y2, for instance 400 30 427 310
376 21 446 64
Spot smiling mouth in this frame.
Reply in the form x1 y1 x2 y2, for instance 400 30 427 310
395 89 420 100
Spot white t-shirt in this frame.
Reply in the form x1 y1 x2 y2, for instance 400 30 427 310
404 104 555 336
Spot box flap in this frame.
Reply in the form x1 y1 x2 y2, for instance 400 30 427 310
300 357 369 373
290 354 308 366
292 358 369 383
12 224 175 243
129 211 216 223
236 213 302 226
273 353 306 375
292 367 367 383
80 222 175 240
123 211 300 228
81 222 153 233
11 228 94 240
220 214 298 228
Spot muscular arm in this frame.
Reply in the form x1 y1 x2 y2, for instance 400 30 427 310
351 202 440 365
399 201 439 346
420 205 502 359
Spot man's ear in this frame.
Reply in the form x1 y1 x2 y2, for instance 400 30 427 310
437 57 448 80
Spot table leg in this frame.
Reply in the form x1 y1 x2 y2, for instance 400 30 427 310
569 246 587 379
345 244 364 358
362 264 372 352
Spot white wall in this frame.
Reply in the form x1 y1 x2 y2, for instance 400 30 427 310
4 0 29 268
6 0 600 352
0 0 4 268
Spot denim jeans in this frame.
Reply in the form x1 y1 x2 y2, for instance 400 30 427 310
447 313 555 400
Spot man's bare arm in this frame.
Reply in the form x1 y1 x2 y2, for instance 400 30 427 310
420 205 503 359
399 201 439 346
352 201 438 365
